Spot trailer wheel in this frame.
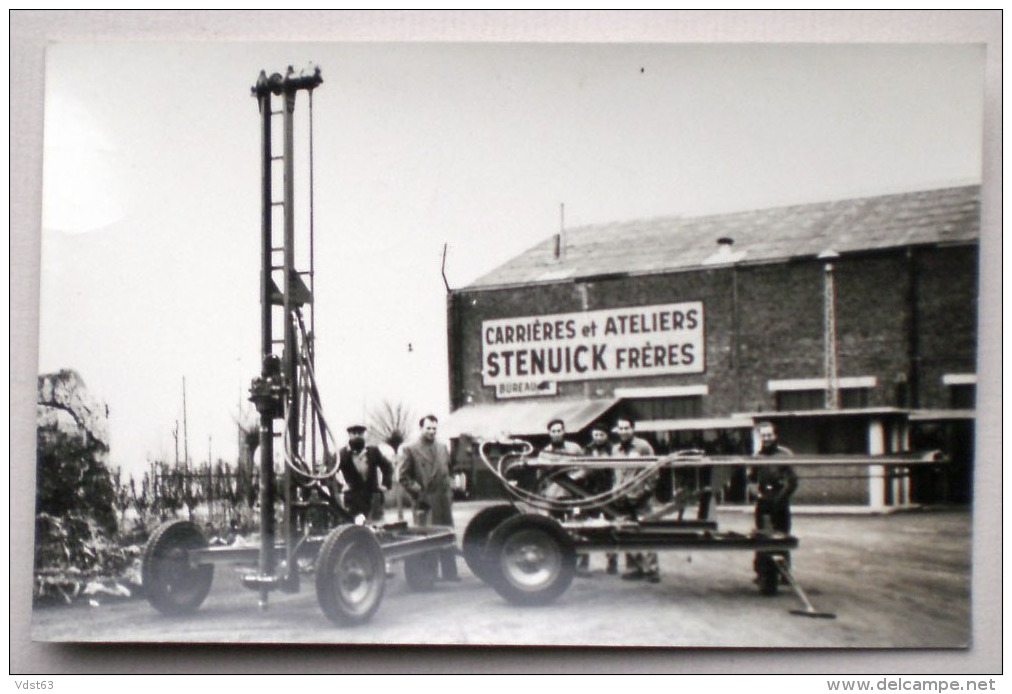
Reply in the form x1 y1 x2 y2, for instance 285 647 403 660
142 520 214 616
404 552 439 592
315 525 386 626
755 553 779 596
462 504 519 583
485 514 575 606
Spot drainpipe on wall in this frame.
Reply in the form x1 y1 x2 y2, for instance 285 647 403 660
906 247 921 409
731 258 741 413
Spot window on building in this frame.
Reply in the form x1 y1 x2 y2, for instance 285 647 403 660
948 384 976 409
840 388 870 409
774 388 869 411
775 389 822 411
769 376 875 412
625 396 703 421
942 374 976 409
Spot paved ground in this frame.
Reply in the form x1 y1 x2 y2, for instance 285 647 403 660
29 502 971 649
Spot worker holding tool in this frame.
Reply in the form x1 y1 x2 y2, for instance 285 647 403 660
750 421 798 580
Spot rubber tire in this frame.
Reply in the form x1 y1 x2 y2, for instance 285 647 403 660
142 520 214 616
404 551 439 592
315 525 386 626
462 504 520 584
485 513 576 606
755 553 780 597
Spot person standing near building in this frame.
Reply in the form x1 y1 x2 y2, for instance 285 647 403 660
750 421 798 578
539 418 586 499
613 416 660 583
540 418 589 572
337 423 394 521
398 414 460 581
586 422 619 575
544 418 585 456
750 421 797 530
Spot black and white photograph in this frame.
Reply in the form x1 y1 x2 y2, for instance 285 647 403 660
12 11 1001 676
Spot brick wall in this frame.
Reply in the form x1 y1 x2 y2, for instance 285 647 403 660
450 244 978 418
915 245 980 409
793 465 870 505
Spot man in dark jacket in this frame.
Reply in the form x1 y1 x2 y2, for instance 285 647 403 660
750 421 798 581
338 423 393 521
750 421 798 535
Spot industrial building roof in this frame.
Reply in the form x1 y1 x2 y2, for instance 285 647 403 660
467 185 980 289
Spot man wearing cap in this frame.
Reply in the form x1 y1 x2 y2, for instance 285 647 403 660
337 424 394 521
398 414 460 581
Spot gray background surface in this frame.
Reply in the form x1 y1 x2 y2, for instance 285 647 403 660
10 10 1002 674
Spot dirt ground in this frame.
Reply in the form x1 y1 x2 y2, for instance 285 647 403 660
29 503 972 649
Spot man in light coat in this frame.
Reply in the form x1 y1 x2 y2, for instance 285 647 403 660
398 414 460 581
612 416 661 583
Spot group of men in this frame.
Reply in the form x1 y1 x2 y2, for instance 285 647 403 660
330 414 461 582
330 412 797 588
543 416 662 582
541 417 798 585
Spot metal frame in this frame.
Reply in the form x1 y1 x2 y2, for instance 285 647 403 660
141 67 456 626
466 440 940 608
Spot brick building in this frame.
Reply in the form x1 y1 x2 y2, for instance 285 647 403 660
443 186 979 508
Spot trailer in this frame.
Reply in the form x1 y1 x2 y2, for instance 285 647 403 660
140 66 456 627
464 438 943 614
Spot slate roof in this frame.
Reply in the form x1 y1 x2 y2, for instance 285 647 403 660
467 185 980 289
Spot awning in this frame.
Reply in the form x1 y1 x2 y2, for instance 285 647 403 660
909 409 976 422
739 407 908 419
634 417 755 433
442 398 619 440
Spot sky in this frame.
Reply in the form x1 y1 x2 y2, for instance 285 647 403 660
37 42 984 477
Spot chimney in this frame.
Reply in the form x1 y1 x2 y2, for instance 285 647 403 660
554 203 566 261
703 236 745 265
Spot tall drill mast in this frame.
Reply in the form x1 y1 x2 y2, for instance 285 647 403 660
248 66 323 607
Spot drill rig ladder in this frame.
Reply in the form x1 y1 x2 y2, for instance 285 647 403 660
140 66 456 628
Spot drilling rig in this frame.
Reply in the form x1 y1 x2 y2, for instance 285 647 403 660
140 66 457 627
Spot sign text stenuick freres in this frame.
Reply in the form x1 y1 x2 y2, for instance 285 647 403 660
482 302 705 396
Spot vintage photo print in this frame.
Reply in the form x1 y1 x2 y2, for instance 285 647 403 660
29 40 986 650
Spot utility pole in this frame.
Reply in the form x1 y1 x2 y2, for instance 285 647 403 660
183 376 190 465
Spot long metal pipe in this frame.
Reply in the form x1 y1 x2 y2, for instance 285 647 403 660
254 70 277 608
281 83 300 590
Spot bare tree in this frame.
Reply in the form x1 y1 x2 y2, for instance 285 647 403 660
367 400 417 521
367 400 416 452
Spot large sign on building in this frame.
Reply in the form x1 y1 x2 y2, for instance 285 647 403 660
482 301 705 398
